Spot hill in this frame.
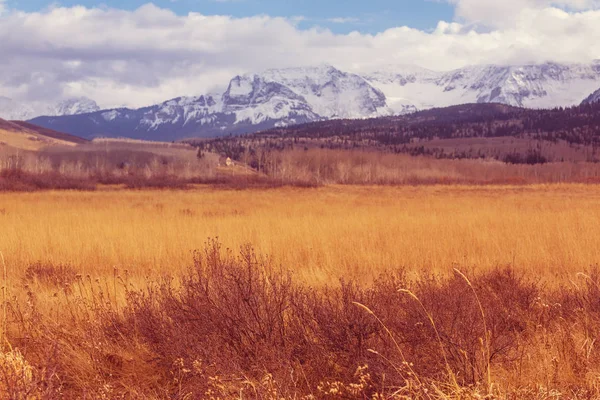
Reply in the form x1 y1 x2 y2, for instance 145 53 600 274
193 102 600 164
0 118 87 151
250 102 600 143
10 121 89 144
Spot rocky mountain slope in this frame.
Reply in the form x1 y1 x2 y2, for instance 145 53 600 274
363 61 600 112
48 97 101 117
30 66 390 140
583 88 600 104
28 61 600 141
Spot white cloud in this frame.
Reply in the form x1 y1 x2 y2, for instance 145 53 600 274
327 17 360 24
443 0 600 27
0 2 599 109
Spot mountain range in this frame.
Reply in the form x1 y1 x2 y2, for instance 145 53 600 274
0 96 100 121
5 61 600 141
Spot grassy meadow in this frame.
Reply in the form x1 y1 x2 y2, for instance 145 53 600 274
2 184 600 398
2 184 600 284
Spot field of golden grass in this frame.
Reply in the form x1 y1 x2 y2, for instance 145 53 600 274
3 184 600 398
2 184 600 285
0 128 78 151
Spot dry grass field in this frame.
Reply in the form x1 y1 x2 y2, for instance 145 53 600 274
2 184 600 398
2 184 600 284
0 128 78 151
0 118 86 152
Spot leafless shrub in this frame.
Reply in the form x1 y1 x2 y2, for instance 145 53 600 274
113 242 548 397
396 268 539 385
9 241 600 398
261 148 600 185
0 169 96 191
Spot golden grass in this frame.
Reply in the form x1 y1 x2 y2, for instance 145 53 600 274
0 128 77 151
1 184 600 286
3 184 600 398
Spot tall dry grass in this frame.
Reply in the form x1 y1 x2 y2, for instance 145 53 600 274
1 185 600 398
4 240 600 398
1 185 599 284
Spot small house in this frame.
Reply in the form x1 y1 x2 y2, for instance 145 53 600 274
218 156 234 167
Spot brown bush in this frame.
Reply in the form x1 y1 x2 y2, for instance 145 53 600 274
402 269 539 384
101 243 551 397
6 145 600 191
0 169 96 191
9 242 600 398
259 148 600 185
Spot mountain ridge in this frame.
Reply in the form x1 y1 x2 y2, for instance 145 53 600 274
25 61 600 141
583 88 600 104
0 97 100 120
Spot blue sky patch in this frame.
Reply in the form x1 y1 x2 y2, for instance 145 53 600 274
9 0 455 33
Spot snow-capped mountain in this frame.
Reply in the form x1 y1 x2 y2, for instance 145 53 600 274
30 66 388 140
28 61 600 141
0 96 100 120
49 97 100 116
261 65 391 118
0 97 36 120
582 88 600 104
363 61 600 111
220 74 320 125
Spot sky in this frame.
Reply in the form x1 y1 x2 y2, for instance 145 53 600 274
7 0 456 34
1 0 600 108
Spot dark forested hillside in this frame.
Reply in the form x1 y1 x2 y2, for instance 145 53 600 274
255 102 600 146
188 102 600 164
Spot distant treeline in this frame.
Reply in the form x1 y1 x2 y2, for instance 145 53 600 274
187 102 600 163
254 102 600 146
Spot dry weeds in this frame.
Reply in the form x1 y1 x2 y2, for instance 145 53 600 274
0 185 599 398
1 185 599 283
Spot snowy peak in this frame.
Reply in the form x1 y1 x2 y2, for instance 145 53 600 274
456 63 600 107
38 66 393 138
0 97 35 120
0 96 101 120
222 75 318 125
224 75 307 107
362 64 439 86
139 95 223 130
261 65 391 118
364 61 600 110
136 74 321 133
49 97 100 116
